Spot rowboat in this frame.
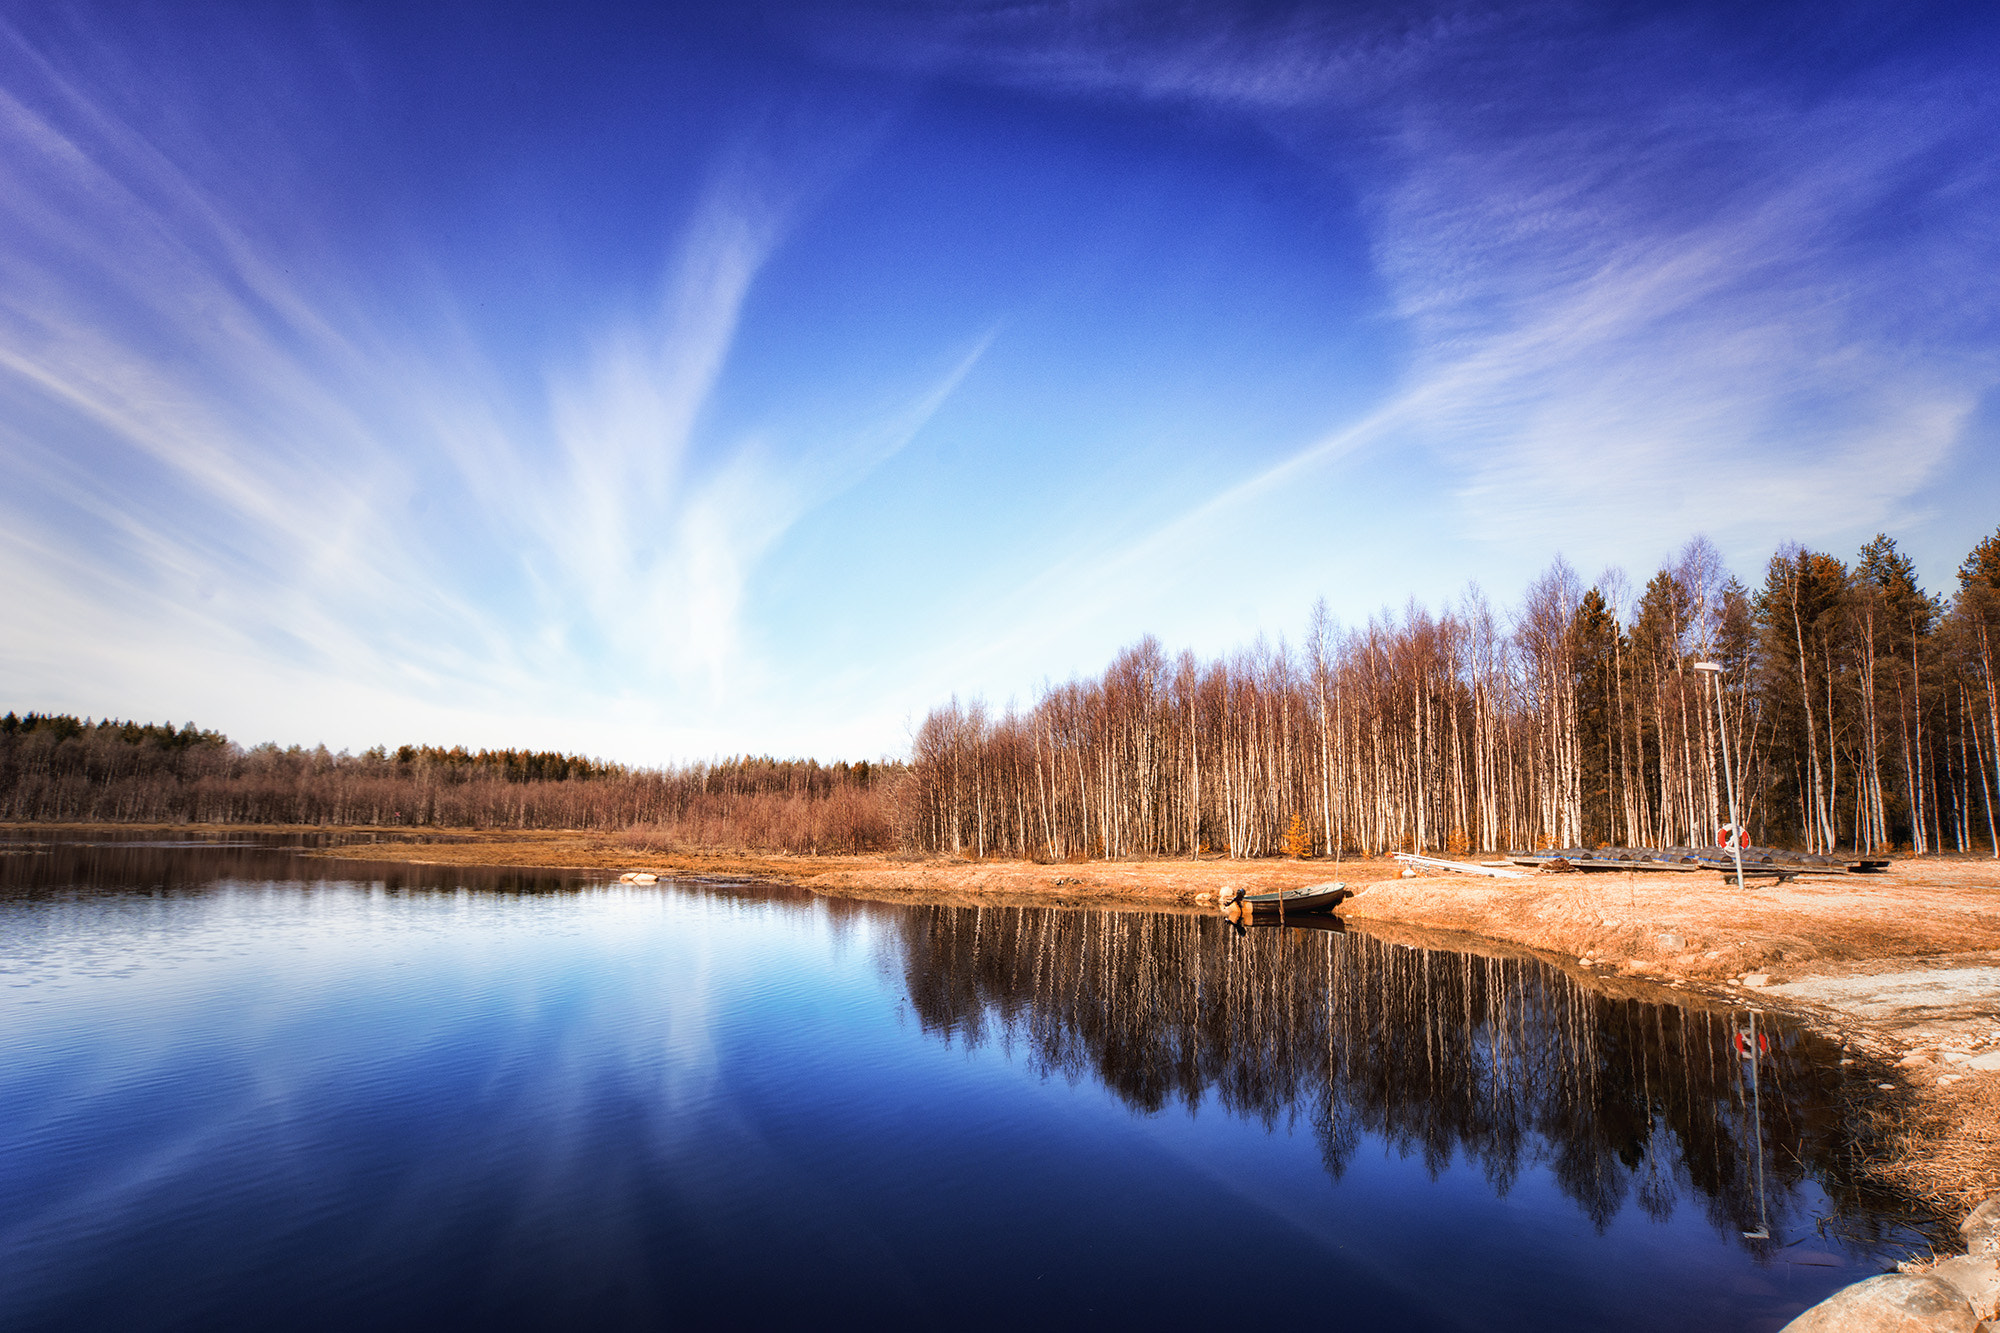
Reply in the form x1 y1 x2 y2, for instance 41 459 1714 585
1238 882 1350 915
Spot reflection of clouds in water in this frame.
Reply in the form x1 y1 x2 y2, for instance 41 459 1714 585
0 868 750 1266
892 905 1891 1249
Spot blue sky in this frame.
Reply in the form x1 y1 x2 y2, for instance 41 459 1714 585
3 1 1997 763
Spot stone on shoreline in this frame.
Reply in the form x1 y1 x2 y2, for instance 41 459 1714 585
1929 1256 2000 1321
1784 1197 2000 1331
1779 1272 1980 1332
1965 1198 2000 1256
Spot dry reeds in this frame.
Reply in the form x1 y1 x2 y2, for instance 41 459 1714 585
1862 1077 2000 1216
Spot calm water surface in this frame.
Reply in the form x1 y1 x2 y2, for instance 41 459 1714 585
0 835 1923 1331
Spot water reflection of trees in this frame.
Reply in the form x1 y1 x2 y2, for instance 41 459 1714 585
896 905 1891 1245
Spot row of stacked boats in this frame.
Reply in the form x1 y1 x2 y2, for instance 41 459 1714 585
1508 845 1891 876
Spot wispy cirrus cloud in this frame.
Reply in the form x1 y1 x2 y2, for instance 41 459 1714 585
7 2 1994 759
801 0 2000 658
0 14 983 755
1340 23 1999 562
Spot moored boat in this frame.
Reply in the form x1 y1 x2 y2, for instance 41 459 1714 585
1238 882 1350 915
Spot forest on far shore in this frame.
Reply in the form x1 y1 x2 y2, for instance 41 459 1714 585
0 720 898 855
6 524 1998 861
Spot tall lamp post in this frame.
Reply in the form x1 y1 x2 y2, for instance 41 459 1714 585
1692 661 1747 893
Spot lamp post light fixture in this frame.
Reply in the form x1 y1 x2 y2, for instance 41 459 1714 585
1692 661 1747 893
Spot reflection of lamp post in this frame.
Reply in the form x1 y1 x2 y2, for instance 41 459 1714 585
1738 1009 1770 1242
1692 661 1747 893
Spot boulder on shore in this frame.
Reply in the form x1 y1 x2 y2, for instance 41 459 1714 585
1963 1197 2000 1256
1929 1255 2000 1322
1779 1272 1979 1333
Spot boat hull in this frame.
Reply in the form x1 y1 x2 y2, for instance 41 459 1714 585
1239 884 1350 915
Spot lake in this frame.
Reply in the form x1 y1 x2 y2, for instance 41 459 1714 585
0 834 1925 1330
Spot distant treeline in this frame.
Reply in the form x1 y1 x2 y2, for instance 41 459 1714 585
908 527 2000 859
0 713 899 853
14 525 1998 862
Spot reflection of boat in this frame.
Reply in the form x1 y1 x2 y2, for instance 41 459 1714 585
1253 913 1347 934
1239 883 1349 915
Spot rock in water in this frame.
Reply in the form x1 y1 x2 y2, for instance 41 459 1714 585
1779 1272 1979 1332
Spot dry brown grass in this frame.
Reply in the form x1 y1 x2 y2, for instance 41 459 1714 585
1861 1075 2000 1217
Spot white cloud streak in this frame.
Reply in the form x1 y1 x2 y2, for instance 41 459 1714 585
7 4 1994 758
810 1 2000 688
0 19 985 757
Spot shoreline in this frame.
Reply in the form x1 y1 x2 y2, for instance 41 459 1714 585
11 820 1999 1233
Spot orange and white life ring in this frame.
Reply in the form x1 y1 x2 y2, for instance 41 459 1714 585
1716 824 1748 849
1733 1030 1768 1058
